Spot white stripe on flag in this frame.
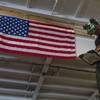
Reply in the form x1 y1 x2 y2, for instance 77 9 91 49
29 33 75 41
29 27 75 37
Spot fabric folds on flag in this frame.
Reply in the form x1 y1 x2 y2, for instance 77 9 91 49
0 15 76 59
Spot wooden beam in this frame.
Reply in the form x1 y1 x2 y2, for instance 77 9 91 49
32 58 52 100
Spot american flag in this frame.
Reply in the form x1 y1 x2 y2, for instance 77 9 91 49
0 15 76 59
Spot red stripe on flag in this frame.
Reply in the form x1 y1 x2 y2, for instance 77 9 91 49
0 41 75 54
0 48 76 59
29 20 73 30
0 35 75 48
29 24 74 35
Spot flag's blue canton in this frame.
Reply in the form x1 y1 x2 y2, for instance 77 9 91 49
0 16 29 37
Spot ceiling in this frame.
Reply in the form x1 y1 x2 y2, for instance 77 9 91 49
0 0 100 23
0 52 97 100
0 0 99 100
